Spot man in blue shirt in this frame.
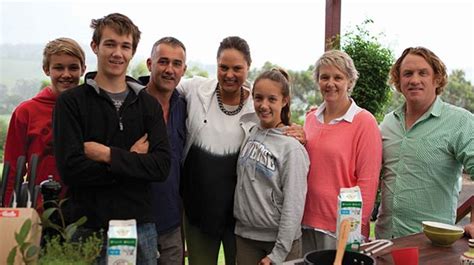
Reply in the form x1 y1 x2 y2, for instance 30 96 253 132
139 37 187 265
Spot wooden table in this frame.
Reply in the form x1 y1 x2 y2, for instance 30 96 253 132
284 233 469 265
373 233 469 265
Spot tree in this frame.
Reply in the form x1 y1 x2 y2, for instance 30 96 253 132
288 66 321 124
130 61 148 79
385 90 405 113
387 69 474 113
342 19 394 121
11 79 41 101
442 69 474 112
0 118 7 162
40 79 51 90
248 61 319 124
185 65 209 78
1 94 23 114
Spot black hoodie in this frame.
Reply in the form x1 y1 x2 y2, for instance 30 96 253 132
53 72 170 229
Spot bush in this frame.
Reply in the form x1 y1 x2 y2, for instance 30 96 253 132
8 199 102 265
0 117 7 162
342 19 394 121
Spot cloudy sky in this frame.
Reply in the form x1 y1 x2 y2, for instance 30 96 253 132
1 0 473 80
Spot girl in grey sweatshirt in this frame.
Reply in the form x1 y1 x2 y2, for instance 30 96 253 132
234 68 309 264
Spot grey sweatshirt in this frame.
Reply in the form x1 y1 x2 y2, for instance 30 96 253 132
234 125 309 263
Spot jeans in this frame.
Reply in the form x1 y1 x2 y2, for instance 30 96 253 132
73 222 158 265
157 226 183 265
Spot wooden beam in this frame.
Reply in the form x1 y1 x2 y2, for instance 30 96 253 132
325 0 341 51
456 195 474 224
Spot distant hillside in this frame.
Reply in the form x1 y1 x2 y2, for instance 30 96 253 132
0 58 44 87
0 43 96 89
0 43 216 90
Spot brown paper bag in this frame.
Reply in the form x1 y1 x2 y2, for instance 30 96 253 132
0 208 42 264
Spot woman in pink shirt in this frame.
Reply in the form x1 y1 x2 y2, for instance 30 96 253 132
301 50 382 254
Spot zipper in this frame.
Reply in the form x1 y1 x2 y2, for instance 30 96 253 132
117 94 138 132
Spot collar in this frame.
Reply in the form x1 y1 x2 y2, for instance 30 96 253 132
394 96 443 120
85 71 145 95
315 98 362 124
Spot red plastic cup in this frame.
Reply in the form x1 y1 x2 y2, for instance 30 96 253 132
391 247 419 265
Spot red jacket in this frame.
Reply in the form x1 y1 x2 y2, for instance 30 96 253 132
3 87 64 207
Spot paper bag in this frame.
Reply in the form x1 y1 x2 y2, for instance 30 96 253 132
0 208 42 264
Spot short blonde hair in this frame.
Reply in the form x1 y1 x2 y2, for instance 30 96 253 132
389 47 448 94
313 50 359 91
42 38 85 70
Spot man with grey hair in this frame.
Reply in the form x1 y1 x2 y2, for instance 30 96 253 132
139 36 187 265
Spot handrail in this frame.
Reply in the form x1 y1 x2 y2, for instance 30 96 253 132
456 195 474 224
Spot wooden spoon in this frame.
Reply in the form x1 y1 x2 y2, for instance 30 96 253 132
333 219 351 265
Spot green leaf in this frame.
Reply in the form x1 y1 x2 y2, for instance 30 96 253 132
65 224 78 242
15 219 32 245
74 216 87 227
41 207 57 222
7 247 17 265
47 222 63 233
58 197 70 208
43 199 59 208
20 241 33 254
25 244 39 261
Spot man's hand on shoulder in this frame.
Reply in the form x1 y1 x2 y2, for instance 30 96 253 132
258 256 272 265
284 123 307 146
84 142 111 164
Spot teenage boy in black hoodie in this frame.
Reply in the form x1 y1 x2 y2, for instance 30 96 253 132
53 13 170 265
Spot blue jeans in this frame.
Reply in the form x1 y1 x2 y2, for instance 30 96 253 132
73 222 158 265
137 223 158 265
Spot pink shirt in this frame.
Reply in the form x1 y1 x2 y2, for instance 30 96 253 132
302 108 382 238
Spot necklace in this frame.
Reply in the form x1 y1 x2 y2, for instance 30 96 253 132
215 84 244 116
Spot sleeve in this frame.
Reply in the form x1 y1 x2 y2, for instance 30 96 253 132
53 93 114 188
453 112 474 178
108 96 170 182
355 113 382 238
176 77 191 96
176 76 207 97
268 146 309 263
3 107 28 206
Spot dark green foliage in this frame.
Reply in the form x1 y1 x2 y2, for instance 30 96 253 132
0 117 7 162
39 79 51 91
39 199 102 264
442 69 474 112
185 65 209 78
342 19 394 121
249 62 319 124
39 234 102 265
7 199 102 264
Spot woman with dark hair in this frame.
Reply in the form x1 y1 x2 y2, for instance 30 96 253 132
234 68 309 265
178 36 306 265
178 36 255 265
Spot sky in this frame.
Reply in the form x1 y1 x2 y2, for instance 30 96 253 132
0 0 473 81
